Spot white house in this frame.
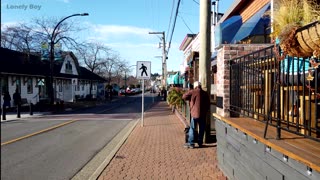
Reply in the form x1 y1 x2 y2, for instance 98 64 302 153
0 47 106 107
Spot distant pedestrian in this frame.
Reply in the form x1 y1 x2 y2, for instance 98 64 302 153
3 91 11 108
161 87 167 101
13 89 22 107
182 81 210 148
108 87 113 101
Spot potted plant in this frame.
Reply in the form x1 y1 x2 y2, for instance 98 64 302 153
167 87 185 112
271 0 320 57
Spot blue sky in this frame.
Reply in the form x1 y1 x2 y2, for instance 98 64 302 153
1 0 233 75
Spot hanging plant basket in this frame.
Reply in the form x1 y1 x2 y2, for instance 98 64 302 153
296 21 320 56
281 21 320 57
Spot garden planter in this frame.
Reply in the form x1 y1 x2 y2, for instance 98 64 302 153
283 21 320 57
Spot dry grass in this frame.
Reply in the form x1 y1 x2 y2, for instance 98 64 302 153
272 0 320 38
271 0 320 56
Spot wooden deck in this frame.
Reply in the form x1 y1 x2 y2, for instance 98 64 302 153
213 113 320 172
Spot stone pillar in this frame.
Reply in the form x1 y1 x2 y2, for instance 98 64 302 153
216 46 230 117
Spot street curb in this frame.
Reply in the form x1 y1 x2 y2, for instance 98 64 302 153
71 118 140 180
0 112 52 123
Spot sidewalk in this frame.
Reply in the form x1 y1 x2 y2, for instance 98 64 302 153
97 101 227 180
0 96 122 122
0 111 50 122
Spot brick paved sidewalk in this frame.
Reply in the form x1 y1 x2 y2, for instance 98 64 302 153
98 101 226 180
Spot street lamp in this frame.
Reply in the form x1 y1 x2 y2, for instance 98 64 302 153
49 13 89 105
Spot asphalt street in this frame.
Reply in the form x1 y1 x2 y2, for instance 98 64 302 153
1 93 158 180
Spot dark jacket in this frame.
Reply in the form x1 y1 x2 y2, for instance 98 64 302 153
3 92 11 107
182 88 210 119
13 92 21 105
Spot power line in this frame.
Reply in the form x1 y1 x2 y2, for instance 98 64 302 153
167 0 181 55
192 0 199 5
166 0 176 41
178 14 194 34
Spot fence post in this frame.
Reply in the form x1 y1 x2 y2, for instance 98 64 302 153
2 106 6 120
17 104 21 118
30 103 33 115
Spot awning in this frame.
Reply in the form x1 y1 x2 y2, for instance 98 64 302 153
167 72 184 85
211 51 218 60
211 51 218 66
231 3 270 43
187 52 199 66
215 15 242 46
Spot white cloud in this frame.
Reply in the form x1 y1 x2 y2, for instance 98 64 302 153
92 24 153 37
105 42 159 49
1 21 19 27
58 0 70 3
79 22 184 73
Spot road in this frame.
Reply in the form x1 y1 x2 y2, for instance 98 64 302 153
1 93 159 180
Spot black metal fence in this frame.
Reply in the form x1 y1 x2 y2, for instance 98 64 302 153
229 45 319 142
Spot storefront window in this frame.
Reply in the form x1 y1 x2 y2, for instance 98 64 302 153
1 77 9 94
15 77 21 93
27 78 33 94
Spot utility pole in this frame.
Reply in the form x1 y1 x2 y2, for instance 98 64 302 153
149 31 167 90
200 0 211 143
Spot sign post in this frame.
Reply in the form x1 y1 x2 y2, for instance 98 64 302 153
141 79 144 127
136 61 151 127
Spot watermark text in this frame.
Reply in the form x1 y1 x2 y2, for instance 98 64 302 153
6 4 42 11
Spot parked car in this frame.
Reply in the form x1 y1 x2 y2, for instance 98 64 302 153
119 89 126 96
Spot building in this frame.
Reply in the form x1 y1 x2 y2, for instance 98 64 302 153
178 0 320 179
212 1 320 180
0 47 106 107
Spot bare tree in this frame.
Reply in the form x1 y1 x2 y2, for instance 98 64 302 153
101 52 122 85
76 42 113 96
33 17 84 51
1 23 45 54
113 60 129 86
1 16 84 55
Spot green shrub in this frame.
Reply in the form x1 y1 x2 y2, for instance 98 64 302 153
167 87 185 108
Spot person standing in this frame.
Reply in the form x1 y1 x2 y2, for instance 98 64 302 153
13 89 22 107
13 89 22 117
3 91 11 108
182 81 210 148
161 87 167 101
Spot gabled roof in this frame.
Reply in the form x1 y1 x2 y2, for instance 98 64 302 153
78 67 106 81
0 47 106 82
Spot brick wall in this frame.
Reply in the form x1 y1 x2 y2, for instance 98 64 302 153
215 44 272 117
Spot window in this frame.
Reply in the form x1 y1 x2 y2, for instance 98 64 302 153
1 77 8 93
16 78 21 93
27 78 33 94
65 61 73 73
58 81 62 92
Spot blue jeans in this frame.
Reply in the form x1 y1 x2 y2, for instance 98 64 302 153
188 117 205 145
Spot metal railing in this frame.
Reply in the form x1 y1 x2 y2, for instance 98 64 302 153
229 45 319 142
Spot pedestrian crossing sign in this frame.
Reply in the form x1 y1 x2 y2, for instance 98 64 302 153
136 61 151 79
